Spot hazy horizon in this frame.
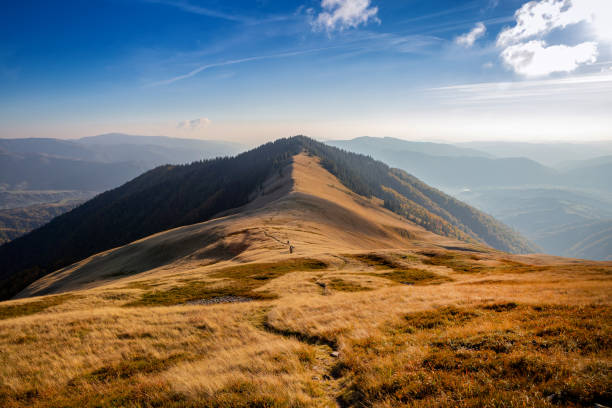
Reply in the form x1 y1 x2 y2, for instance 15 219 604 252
3 132 612 146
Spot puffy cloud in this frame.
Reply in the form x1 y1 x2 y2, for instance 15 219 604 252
500 40 598 76
455 22 487 47
312 0 379 32
497 0 584 47
178 117 211 130
498 0 611 46
497 0 611 76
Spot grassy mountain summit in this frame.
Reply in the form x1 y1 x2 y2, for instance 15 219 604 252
0 136 535 300
0 146 609 408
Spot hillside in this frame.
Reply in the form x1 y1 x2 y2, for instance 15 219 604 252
457 187 612 260
0 149 610 407
331 137 611 260
538 220 612 261
0 136 535 300
564 161 612 191
15 152 468 298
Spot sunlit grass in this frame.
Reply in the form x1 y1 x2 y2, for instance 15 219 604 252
0 252 609 407
336 303 612 407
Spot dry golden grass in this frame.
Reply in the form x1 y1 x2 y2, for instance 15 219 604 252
2 254 608 407
1 153 611 407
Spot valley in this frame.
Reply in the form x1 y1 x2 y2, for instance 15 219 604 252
329 137 612 260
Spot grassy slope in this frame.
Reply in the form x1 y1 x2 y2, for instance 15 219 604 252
0 252 609 407
0 153 609 407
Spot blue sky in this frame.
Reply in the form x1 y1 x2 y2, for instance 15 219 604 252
1 0 611 143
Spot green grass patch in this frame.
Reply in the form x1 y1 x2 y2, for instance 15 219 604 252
349 254 451 285
420 252 491 274
420 251 579 275
126 258 327 307
122 280 161 290
210 258 327 280
347 253 402 269
73 353 191 384
327 278 371 292
371 269 453 286
124 281 275 307
0 294 77 320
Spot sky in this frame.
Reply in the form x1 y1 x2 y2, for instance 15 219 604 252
0 0 611 144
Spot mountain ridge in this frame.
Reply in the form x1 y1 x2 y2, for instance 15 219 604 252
0 136 535 300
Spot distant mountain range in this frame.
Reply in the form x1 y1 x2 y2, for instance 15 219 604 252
0 136 535 300
328 137 611 191
457 141 612 167
329 137 612 260
0 134 244 191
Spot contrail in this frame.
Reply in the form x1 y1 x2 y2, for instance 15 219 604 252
148 47 335 87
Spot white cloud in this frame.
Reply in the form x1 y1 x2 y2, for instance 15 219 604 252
586 0 612 42
496 0 612 76
498 0 612 46
500 40 598 76
498 0 583 47
312 0 379 32
178 117 211 130
455 22 486 47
